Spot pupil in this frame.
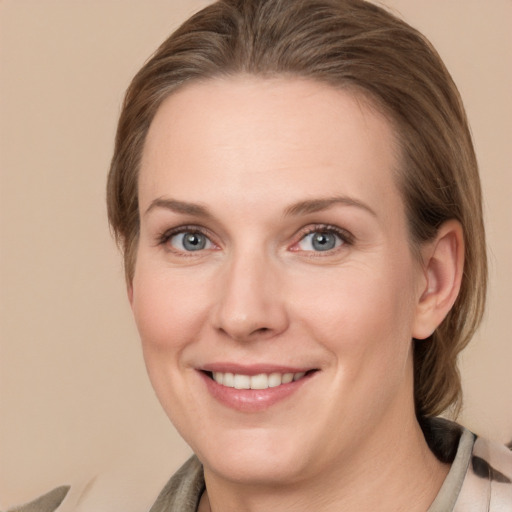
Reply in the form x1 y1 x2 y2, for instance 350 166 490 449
184 233 206 251
312 232 335 251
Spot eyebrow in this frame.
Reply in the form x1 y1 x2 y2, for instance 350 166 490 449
283 196 377 218
145 197 213 218
144 195 377 219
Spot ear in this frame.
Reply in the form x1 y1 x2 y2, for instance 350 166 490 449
412 220 465 340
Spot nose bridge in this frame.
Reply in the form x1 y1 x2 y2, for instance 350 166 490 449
214 244 287 341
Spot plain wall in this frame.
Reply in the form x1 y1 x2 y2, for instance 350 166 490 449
1 0 511 509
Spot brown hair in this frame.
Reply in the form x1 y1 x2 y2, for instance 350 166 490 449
107 0 487 418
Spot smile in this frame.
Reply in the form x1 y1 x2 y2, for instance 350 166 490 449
210 371 308 389
200 367 317 412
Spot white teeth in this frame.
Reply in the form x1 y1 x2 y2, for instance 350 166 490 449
211 371 309 389
234 374 251 389
223 372 234 387
268 372 282 388
281 372 294 384
250 373 268 389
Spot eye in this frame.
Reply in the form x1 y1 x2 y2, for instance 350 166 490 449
295 227 348 252
168 231 213 252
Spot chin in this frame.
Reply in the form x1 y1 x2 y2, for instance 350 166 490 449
190 426 315 485
203 449 309 486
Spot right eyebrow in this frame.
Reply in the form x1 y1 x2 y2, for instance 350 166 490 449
144 197 213 218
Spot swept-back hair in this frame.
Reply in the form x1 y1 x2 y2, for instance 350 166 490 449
107 0 487 417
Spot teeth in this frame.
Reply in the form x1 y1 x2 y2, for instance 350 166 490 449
250 374 268 389
281 372 294 384
211 371 309 389
268 373 282 387
234 374 251 389
223 372 234 387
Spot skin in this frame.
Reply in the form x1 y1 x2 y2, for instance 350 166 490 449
130 77 463 511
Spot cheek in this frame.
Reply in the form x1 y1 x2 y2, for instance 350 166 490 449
130 262 212 419
130 260 212 355
292 259 418 374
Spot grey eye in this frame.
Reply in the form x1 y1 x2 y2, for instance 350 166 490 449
298 231 342 252
170 232 211 251
311 232 337 251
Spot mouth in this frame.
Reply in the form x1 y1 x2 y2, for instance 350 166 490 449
203 370 316 389
199 367 318 412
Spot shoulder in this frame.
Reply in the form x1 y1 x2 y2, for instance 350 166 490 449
455 432 512 511
5 486 70 512
5 457 202 512
5 476 96 512
421 417 512 512
472 435 512 482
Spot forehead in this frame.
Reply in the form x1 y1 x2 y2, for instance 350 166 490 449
139 76 402 220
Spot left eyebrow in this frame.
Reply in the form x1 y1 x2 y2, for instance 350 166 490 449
283 196 377 218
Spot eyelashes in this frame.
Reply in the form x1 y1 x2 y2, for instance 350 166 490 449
156 225 218 254
291 224 353 253
156 223 354 256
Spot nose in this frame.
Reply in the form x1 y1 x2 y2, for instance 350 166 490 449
212 250 289 342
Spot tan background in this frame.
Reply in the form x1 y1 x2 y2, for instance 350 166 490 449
1 0 511 509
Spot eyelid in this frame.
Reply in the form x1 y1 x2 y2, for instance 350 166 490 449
156 224 219 252
289 224 354 252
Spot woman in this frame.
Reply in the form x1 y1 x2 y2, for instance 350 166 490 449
10 0 511 510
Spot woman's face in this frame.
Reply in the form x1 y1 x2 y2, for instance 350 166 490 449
131 77 427 485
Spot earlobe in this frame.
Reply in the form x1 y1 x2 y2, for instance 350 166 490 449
412 220 464 340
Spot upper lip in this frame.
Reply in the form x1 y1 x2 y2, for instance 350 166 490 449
200 363 317 375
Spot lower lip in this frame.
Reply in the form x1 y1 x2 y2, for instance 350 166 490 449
200 371 315 412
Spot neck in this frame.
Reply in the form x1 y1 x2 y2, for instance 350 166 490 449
199 412 449 512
